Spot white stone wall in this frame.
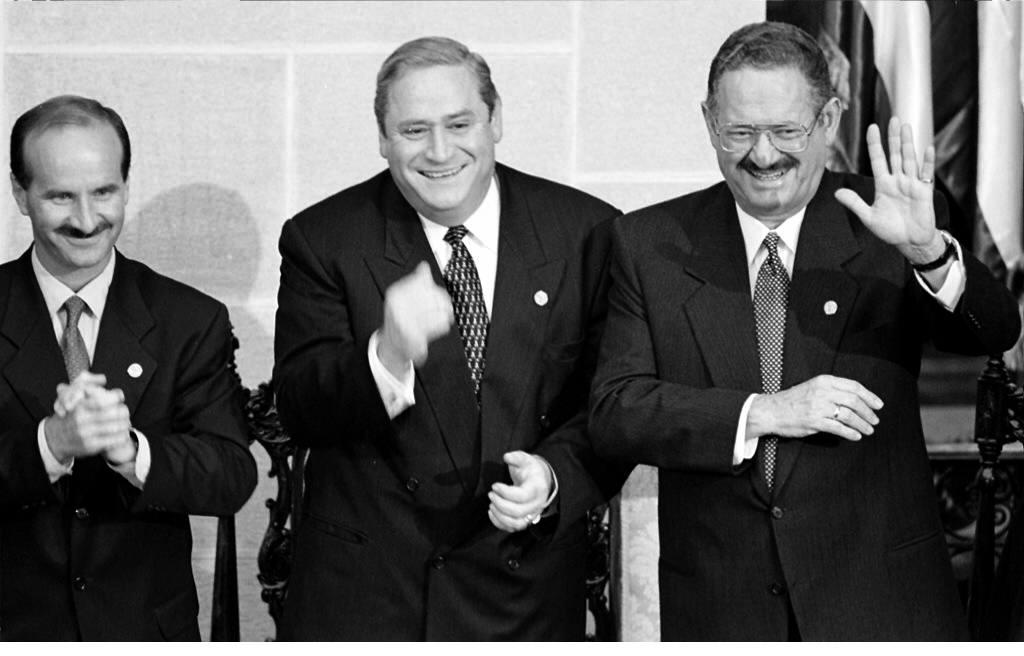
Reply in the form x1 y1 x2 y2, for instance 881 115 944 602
1 0 764 640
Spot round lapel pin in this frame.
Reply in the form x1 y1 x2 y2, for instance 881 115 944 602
823 300 838 316
127 363 143 378
534 290 549 307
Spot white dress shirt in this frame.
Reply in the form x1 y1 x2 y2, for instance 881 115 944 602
32 248 151 487
731 204 967 464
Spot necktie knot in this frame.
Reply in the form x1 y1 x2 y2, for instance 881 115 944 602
63 295 88 329
60 295 91 382
762 232 784 276
444 225 469 246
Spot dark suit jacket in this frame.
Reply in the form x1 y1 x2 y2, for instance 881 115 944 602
273 164 625 640
0 250 257 641
590 171 1022 640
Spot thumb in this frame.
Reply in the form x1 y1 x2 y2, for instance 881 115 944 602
503 451 533 484
834 188 872 226
413 260 434 281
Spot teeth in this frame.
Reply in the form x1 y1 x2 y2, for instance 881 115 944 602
750 169 785 181
422 166 463 179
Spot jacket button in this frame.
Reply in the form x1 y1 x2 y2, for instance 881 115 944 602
72 577 87 591
768 583 785 596
74 507 90 520
770 506 784 520
507 558 520 571
538 414 550 429
405 478 420 492
431 556 446 570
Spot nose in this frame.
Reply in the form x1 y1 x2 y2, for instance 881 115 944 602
69 196 99 233
747 130 780 167
425 127 452 162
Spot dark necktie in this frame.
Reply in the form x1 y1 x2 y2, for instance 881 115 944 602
753 232 789 490
61 295 91 382
442 225 489 403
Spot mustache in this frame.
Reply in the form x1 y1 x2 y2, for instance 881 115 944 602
739 154 798 175
56 222 111 239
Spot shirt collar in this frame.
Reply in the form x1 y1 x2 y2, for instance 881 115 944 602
31 246 116 321
735 203 806 266
418 175 500 254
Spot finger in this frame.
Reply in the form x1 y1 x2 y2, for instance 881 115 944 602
503 451 534 483
413 260 433 282
832 404 874 436
864 123 888 178
488 508 529 533
827 376 884 409
834 392 879 428
887 117 902 177
900 122 919 178
489 485 534 508
823 417 863 442
920 145 936 185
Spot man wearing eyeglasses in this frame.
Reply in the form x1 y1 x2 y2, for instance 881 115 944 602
590 21 1020 640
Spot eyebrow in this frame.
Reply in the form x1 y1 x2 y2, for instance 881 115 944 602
396 109 475 128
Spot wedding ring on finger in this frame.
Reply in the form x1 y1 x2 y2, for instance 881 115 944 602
524 513 540 525
920 177 933 184
832 404 842 421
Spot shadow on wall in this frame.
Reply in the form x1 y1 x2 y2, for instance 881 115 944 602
118 182 268 376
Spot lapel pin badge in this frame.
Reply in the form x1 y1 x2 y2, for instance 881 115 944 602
823 300 838 316
534 290 549 307
127 363 143 379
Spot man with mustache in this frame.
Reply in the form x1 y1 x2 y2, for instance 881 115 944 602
590 21 1021 640
273 36 626 639
0 95 257 640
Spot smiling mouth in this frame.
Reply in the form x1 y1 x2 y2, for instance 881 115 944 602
58 224 109 240
420 164 467 180
745 167 789 183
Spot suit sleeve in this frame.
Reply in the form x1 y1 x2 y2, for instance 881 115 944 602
273 217 392 447
589 217 750 473
133 303 257 516
0 426 61 514
530 213 634 531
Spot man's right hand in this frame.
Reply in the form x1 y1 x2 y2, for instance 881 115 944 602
377 261 454 376
44 386 132 464
746 374 884 442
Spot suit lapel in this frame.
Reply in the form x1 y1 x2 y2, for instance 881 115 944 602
363 179 480 495
773 172 862 495
681 186 762 394
1 251 68 421
91 253 158 417
477 167 563 492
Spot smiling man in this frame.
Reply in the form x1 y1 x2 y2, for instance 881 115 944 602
273 37 626 640
589 22 1020 640
0 95 256 640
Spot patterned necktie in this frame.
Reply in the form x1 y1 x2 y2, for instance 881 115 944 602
61 295 91 382
442 225 489 403
753 232 789 490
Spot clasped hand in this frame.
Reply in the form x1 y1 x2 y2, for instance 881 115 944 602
488 451 553 533
45 372 135 465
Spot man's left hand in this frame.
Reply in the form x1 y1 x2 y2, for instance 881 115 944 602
487 451 553 533
834 117 947 265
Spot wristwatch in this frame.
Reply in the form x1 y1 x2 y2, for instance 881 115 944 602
911 231 957 272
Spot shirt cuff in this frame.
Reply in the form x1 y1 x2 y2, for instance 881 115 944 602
913 232 966 311
106 430 149 489
733 394 759 466
534 455 559 516
38 419 74 483
368 330 416 419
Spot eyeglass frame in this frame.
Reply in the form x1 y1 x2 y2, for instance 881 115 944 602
706 105 828 154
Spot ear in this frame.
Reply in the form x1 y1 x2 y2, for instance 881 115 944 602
489 97 503 144
10 172 29 216
700 101 718 146
820 97 843 145
123 176 130 206
378 130 389 160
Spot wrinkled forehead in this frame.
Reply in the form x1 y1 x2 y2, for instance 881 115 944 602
711 66 818 124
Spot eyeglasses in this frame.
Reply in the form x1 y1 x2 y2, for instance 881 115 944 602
711 109 824 153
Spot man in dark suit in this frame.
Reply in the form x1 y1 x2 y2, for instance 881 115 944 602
590 22 1021 640
273 36 624 640
0 95 257 640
